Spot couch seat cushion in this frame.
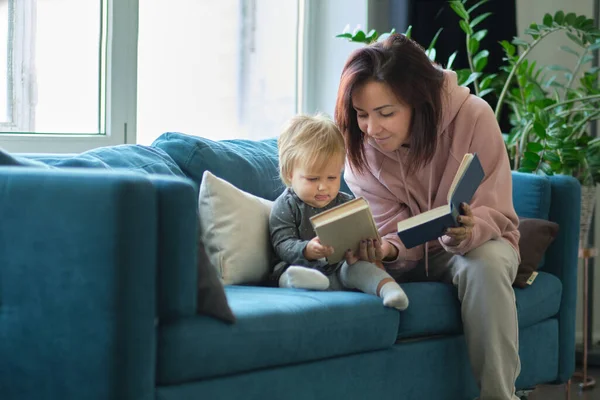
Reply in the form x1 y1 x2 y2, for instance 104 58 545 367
396 271 562 340
157 286 399 385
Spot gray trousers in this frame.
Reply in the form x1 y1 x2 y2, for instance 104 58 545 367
392 239 520 400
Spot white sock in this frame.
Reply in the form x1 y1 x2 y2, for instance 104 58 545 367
279 266 330 290
379 281 409 311
340 260 409 311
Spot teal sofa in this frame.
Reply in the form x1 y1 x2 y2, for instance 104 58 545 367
0 132 580 400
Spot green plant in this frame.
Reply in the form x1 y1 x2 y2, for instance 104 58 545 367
450 1 600 185
337 2 600 185
336 25 462 72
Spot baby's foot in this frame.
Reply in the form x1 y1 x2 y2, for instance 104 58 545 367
279 266 330 290
379 281 409 310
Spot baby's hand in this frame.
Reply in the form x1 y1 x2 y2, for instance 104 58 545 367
304 237 334 261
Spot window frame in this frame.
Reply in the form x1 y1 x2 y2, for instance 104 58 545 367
0 0 138 153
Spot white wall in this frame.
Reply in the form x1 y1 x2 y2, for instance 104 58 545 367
301 0 368 117
517 0 597 344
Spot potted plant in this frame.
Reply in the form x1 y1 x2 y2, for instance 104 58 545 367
337 0 600 245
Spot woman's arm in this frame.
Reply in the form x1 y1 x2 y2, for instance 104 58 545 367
440 99 519 254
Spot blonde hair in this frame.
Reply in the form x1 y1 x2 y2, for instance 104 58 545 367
278 113 346 187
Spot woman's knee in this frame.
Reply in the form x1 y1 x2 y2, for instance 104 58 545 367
457 240 519 283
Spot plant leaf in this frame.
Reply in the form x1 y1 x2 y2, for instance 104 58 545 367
527 142 544 152
460 20 474 36
543 13 553 27
428 28 444 50
521 158 538 170
352 30 366 42
447 51 458 69
566 32 584 47
512 37 529 47
449 1 469 20
478 88 495 97
554 11 565 25
500 40 516 57
470 12 492 29
565 12 577 26
474 50 489 71
524 151 541 164
426 48 437 62
560 45 580 57
533 122 547 138
539 162 554 175
467 0 489 14
462 72 482 87
468 38 480 54
543 151 561 163
472 29 488 41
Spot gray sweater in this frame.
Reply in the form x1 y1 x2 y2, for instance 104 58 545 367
269 188 354 277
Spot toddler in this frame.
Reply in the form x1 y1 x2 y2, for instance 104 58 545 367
269 113 409 310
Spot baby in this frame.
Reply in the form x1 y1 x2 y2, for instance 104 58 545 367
269 113 409 310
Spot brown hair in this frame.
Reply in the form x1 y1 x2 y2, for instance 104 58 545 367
334 33 445 174
278 113 346 187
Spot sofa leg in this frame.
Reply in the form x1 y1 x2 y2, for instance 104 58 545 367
565 379 571 400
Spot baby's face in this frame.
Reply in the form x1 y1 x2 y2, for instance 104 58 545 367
289 157 344 208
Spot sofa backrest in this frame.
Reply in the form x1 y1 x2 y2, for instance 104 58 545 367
152 132 354 200
511 172 551 220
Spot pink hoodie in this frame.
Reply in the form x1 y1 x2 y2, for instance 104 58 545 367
344 70 520 272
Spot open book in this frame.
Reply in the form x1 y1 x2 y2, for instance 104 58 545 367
396 153 484 249
310 197 380 264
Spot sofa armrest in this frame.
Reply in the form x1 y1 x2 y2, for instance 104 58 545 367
149 175 198 320
0 167 157 400
545 174 581 383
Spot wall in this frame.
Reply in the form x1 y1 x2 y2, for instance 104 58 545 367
301 0 368 116
516 0 597 344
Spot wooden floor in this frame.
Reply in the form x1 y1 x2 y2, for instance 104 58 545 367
527 369 600 399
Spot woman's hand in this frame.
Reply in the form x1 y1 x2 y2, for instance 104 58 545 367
344 238 385 269
304 237 334 261
441 203 475 247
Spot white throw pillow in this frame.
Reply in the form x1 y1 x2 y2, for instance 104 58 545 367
198 170 274 285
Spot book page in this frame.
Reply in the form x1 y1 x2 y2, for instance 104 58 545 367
311 197 369 228
447 153 473 203
396 204 449 232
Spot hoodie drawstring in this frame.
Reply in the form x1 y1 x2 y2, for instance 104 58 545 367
397 150 433 277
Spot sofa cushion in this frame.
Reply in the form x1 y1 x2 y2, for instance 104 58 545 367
0 148 53 168
396 271 562 340
198 171 274 285
22 145 186 177
152 132 284 200
156 285 400 384
151 132 354 200
511 172 551 220
514 218 560 288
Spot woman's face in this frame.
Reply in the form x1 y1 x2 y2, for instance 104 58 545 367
351 80 412 152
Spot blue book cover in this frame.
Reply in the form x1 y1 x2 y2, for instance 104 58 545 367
396 153 484 249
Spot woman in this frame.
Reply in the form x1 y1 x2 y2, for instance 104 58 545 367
335 33 521 400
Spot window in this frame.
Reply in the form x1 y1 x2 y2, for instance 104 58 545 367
0 0 136 153
0 0 369 153
136 0 300 144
